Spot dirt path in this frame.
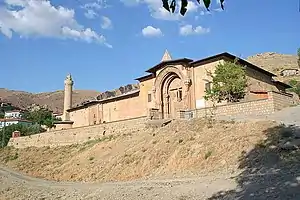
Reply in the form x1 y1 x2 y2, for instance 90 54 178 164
0 165 236 200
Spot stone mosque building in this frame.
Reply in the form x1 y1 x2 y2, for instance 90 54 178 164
54 50 292 130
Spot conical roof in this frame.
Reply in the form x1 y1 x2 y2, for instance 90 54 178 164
161 49 172 62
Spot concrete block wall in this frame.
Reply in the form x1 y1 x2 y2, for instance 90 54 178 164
8 116 147 149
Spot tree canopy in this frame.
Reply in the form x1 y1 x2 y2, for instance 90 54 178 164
162 0 225 16
204 59 247 103
0 123 45 147
287 79 300 97
22 108 54 128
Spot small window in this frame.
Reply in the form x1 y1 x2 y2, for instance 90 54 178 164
94 121 97 125
148 93 151 102
205 82 212 92
177 89 182 101
93 114 96 118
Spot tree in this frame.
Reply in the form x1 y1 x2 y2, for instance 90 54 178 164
162 0 225 16
204 59 248 103
287 79 300 97
0 123 46 147
22 108 55 128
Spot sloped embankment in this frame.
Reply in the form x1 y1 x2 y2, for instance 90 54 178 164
0 119 277 183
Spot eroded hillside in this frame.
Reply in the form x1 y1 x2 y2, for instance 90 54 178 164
0 119 278 183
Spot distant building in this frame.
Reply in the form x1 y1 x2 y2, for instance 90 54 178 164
4 110 23 119
0 118 33 129
280 69 299 77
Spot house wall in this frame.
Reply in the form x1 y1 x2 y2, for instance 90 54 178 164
245 67 277 93
192 60 225 109
70 108 89 128
4 111 22 119
102 95 145 123
0 121 32 128
139 78 155 114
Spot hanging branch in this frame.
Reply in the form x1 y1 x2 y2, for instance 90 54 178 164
162 0 225 16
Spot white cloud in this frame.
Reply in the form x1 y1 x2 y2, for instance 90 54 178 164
121 0 202 21
142 26 163 37
81 0 109 19
81 0 108 10
179 24 210 36
84 9 98 19
101 16 112 29
120 0 141 6
0 0 112 47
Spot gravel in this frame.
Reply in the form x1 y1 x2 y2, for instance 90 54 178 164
0 166 236 200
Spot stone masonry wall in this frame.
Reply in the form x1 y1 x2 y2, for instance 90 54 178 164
269 91 294 111
8 116 147 149
183 91 294 119
195 98 274 118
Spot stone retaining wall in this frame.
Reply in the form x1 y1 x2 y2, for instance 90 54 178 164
8 116 147 149
181 91 295 119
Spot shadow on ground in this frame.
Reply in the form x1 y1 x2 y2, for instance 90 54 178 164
208 124 300 200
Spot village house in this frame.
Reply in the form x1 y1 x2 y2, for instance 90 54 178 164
0 118 33 129
280 68 299 77
54 51 293 130
4 110 23 119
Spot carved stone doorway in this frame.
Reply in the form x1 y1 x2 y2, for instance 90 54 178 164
161 74 184 119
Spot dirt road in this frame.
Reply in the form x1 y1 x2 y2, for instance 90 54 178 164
0 166 236 200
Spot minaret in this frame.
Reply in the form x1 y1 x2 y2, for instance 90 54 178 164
63 74 73 121
161 49 172 62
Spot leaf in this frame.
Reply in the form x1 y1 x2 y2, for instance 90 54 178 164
220 0 225 10
170 0 176 13
203 0 211 11
162 0 170 12
180 0 188 16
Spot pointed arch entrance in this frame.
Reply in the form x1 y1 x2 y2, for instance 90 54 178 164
154 66 187 119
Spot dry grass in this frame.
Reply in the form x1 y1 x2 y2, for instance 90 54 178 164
0 119 278 183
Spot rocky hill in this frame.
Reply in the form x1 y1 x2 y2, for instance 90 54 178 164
247 52 299 82
0 83 139 113
0 89 100 113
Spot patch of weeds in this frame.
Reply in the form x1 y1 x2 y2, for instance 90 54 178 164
178 139 184 144
9 152 18 161
89 157 95 161
178 195 189 200
166 140 170 143
189 136 195 141
83 135 116 147
152 140 157 144
256 139 267 148
204 150 212 160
